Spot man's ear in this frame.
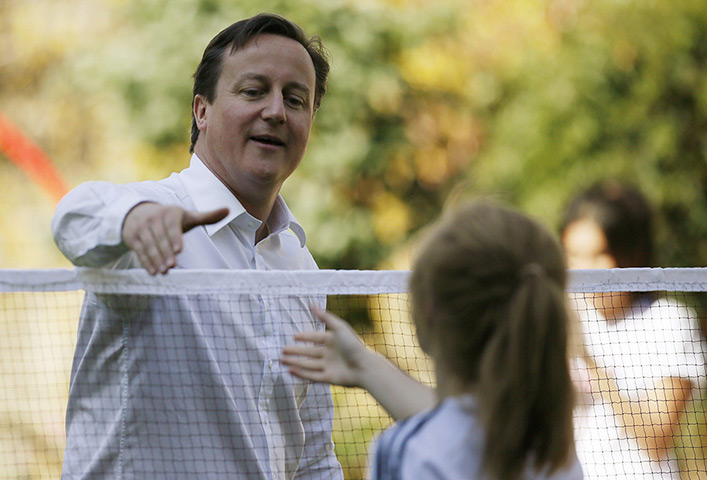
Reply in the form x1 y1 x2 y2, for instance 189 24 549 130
193 94 209 131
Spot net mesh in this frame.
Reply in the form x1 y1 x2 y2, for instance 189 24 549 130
0 268 705 480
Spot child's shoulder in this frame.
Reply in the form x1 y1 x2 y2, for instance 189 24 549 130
374 395 584 480
374 395 484 479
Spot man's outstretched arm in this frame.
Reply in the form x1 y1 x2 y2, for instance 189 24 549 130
52 181 227 274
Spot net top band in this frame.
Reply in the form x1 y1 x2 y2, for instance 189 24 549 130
0 268 705 294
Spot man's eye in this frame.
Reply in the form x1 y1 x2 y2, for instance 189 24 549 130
286 96 305 108
242 89 261 97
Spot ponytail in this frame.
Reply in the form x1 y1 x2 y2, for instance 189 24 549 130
478 267 574 479
409 201 576 480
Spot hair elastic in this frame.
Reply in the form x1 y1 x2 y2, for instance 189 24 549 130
519 262 544 280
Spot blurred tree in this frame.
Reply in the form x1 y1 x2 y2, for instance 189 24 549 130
0 0 117 268
423 0 707 267
2 0 704 269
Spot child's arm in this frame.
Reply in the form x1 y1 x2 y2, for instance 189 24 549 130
282 305 437 420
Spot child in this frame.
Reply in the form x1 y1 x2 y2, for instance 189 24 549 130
282 201 583 479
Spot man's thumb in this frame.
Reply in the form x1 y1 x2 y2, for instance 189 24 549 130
182 207 229 232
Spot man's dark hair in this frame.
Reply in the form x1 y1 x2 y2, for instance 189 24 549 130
190 13 330 153
560 180 654 267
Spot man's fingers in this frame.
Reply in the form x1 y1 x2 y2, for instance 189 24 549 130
132 239 158 275
123 203 229 275
162 208 184 255
182 207 229 232
153 222 179 272
137 227 173 275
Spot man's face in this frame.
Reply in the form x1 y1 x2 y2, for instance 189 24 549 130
193 33 316 200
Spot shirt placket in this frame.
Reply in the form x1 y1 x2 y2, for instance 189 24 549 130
255 241 289 479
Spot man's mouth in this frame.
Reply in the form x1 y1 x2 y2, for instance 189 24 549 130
251 135 285 147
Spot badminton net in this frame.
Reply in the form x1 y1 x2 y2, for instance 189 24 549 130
0 267 705 479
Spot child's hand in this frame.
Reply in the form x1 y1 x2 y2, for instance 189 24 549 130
282 305 371 387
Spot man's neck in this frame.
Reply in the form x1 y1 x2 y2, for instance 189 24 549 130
255 221 270 244
193 149 279 228
234 194 276 245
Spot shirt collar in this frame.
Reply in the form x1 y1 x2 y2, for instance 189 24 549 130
179 154 307 247
270 195 307 247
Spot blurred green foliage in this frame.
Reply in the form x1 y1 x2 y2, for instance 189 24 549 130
1 0 705 270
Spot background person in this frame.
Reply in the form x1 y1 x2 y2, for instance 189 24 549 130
561 180 706 479
283 201 583 480
51 13 342 480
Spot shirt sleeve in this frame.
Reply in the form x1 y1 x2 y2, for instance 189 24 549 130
51 181 158 267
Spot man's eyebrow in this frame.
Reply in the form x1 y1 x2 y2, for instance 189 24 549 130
236 73 311 94
287 81 312 95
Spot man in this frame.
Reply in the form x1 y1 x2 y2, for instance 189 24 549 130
52 13 342 480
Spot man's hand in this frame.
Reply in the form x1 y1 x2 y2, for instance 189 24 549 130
122 202 229 275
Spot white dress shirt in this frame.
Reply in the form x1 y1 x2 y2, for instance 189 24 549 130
52 155 343 480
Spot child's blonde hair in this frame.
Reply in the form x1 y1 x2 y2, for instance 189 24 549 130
409 201 575 480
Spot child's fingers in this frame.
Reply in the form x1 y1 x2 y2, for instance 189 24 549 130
293 331 329 343
281 355 324 372
286 366 328 383
310 304 346 330
282 345 326 358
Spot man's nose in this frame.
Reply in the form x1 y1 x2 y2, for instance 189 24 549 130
261 93 286 123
